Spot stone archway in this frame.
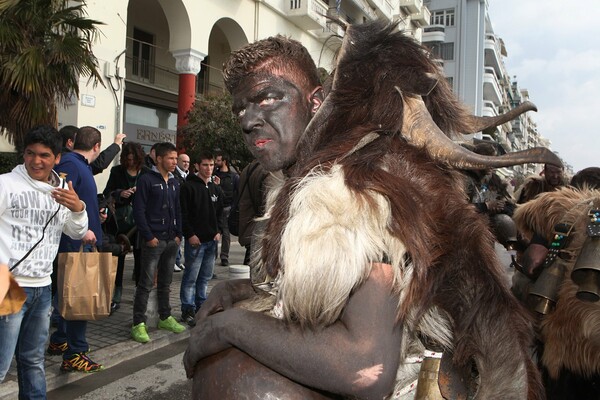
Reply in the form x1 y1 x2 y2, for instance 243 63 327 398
201 18 248 95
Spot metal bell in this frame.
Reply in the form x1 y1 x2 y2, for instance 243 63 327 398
571 236 600 302
528 259 567 315
415 355 445 400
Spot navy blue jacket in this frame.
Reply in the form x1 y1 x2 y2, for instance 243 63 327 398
133 168 182 242
55 151 102 251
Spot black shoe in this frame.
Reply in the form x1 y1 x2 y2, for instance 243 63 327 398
181 310 196 327
212 273 218 279
220 259 229 266
110 302 120 315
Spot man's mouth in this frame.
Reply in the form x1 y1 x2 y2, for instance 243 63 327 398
255 139 273 148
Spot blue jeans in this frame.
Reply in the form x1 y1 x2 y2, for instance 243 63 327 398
50 244 93 358
133 239 179 325
180 240 217 313
0 285 51 400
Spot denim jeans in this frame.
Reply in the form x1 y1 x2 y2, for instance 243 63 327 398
50 244 93 358
0 285 51 400
218 206 232 261
133 239 179 325
180 240 217 313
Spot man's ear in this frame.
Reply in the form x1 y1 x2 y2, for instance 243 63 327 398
54 153 61 166
309 87 324 115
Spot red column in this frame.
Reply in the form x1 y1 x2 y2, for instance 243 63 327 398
177 73 196 149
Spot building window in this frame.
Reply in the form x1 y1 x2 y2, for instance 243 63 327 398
428 42 454 61
446 76 453 89
132 28 154 81
290 0 301 9
197 56 209 95
440 42 454 60
431 9 455 26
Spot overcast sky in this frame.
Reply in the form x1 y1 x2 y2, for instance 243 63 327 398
487 0 600 173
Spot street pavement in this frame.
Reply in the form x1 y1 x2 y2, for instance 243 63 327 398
0 240 247 400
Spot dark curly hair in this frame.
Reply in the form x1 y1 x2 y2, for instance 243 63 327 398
24 125 62 156
223 35 320 96
119 142 145 170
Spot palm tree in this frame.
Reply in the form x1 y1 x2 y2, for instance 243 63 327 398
0 0 104 148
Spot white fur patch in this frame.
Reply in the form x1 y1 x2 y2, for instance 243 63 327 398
279 164 407 326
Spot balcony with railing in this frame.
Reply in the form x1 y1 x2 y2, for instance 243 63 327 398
366 0 394 20
399 0 422 14
512 118 523 137
483 67 502 105
125 37 225 97
422 24 445 42
126 55 179 94
287 0 328 30
347 0 378 20
411 5 430 27
311 19 345 39
482 100 498 118
484 34 502 77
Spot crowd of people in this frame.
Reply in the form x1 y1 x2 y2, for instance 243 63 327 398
1 22 599 400
0 122 241 398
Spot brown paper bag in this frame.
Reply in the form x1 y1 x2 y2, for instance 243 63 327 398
0 274 27 316
57 247 117 320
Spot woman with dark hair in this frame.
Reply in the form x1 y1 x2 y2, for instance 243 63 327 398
103 142 146 312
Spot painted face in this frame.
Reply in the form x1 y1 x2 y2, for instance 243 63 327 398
157 150 178 173
196 159 214 181
544 164 563 187
232 73 317 172
23 143 61 182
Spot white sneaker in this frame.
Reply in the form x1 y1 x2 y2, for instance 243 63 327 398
179 264 185 270
174 264 182 272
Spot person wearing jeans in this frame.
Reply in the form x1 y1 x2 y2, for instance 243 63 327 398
133 239 180 327
131 142 186 343
49 126 105 373
179 151 224 326
0 126 87 399
0 286 51 399
180 240 218 325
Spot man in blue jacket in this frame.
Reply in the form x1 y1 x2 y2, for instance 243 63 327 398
49 126 105 373
179 151 224 326
131 142 186 343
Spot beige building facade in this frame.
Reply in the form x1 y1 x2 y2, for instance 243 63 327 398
3 0 430 188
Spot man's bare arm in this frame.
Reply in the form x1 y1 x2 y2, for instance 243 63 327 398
194 279 256 322
184 263 401 399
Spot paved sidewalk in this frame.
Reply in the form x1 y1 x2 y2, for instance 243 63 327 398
0 241 247 399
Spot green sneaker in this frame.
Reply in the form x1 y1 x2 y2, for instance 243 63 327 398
131 322 150 343
158 316 186 333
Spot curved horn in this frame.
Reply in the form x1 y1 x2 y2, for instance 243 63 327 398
399 91 563 170
463 101 538 134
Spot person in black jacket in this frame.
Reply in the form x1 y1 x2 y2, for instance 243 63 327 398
59 125 125 175
131 142 186 343
102 142 146 310
179 151 224 326
214 151 239 266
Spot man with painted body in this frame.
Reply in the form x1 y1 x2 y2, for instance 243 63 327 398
183 36 401 399
184 27 549 399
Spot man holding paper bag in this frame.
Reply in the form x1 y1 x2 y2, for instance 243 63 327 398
48 126 106 373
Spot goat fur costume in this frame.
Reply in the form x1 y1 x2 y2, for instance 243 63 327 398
513 187 600 379
241 21 550 399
